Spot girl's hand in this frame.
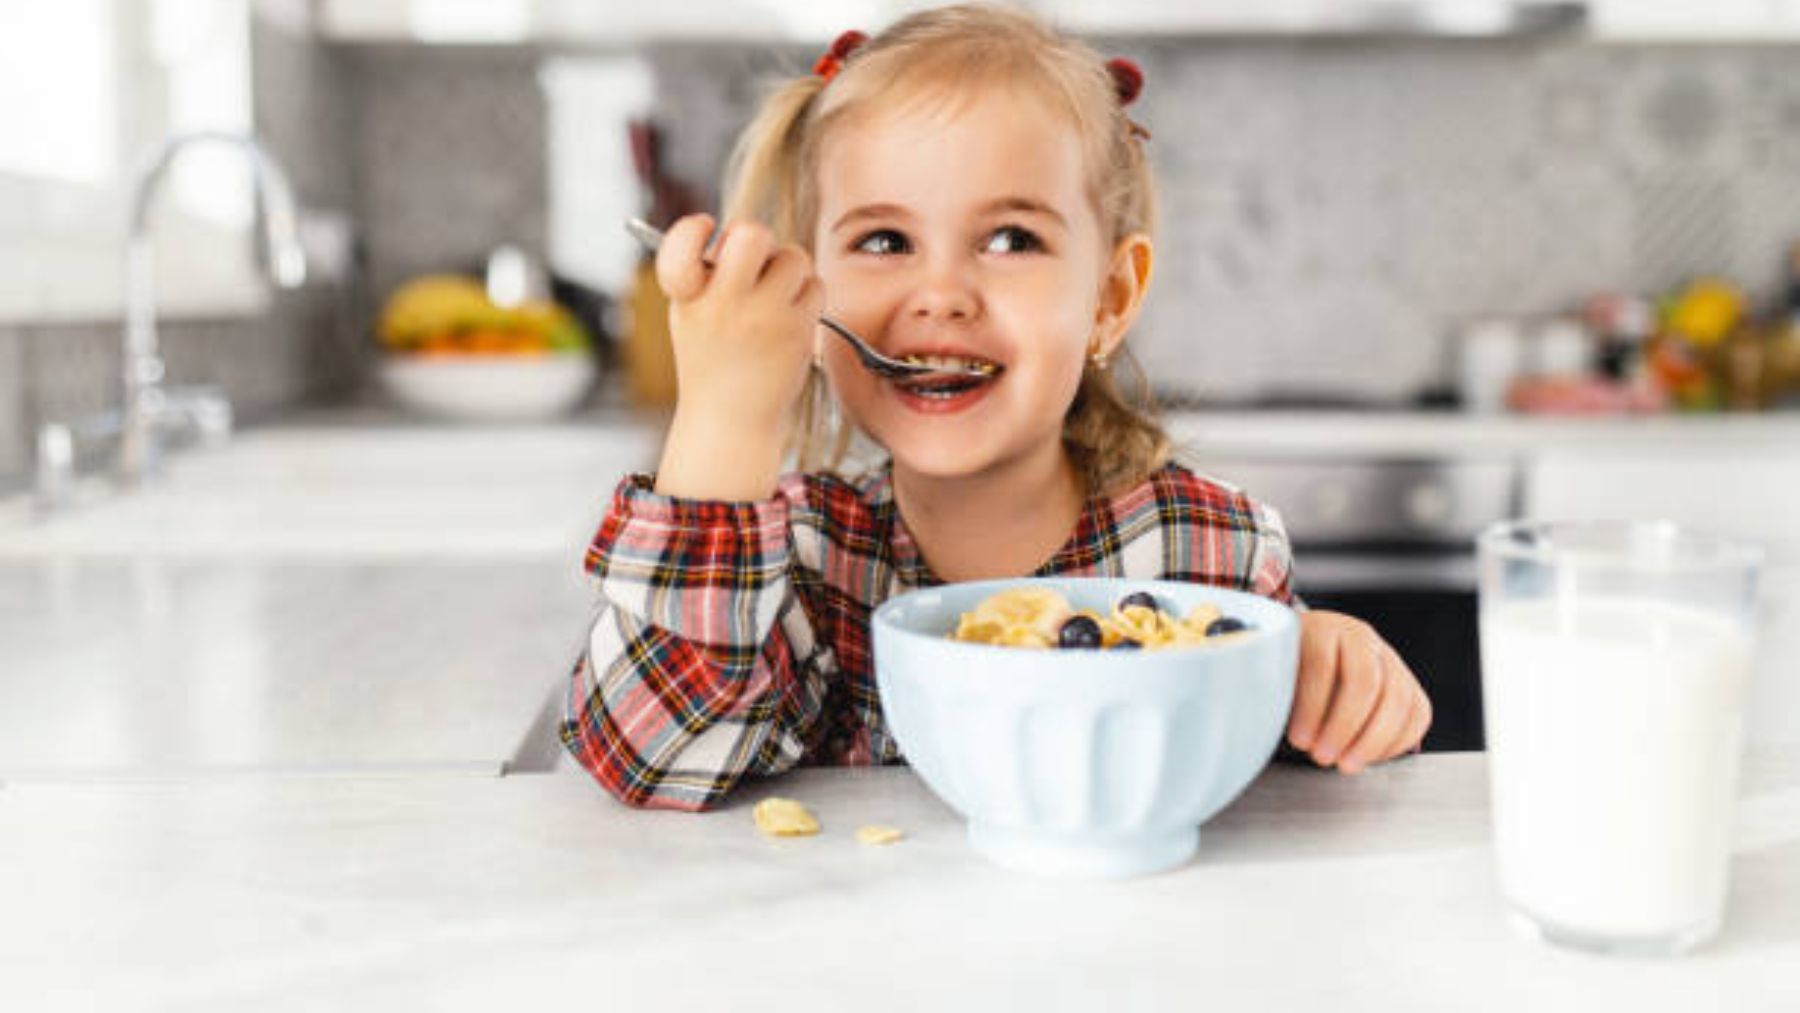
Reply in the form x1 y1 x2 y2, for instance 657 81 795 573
1287 611 1432 774
657 214 823 429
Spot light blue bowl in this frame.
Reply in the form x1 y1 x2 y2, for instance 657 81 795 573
874 577 1299 878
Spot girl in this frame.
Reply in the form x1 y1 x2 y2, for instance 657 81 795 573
562 4 1431 811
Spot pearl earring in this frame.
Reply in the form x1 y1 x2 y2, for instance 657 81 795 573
1088 350 1110 370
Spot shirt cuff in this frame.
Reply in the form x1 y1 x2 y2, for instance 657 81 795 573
583 473 794 649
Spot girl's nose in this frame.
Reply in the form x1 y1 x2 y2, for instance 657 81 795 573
906 256 980 322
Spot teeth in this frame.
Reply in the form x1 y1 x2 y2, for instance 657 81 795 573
896 374 988 398
901 353 999 375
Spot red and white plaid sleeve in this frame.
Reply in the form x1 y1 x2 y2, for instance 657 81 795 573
559 474 824 811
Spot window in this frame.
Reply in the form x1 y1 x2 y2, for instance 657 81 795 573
0 0 263 322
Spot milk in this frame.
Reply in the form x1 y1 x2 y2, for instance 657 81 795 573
1481 596 1753 941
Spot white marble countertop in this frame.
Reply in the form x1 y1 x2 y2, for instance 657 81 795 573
1 410 1797 1007
1164 409 1800 458
0 556 584 778
2 753 1796 1010
0 417 663 558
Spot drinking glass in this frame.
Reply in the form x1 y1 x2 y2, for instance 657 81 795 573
1477 520 1762 957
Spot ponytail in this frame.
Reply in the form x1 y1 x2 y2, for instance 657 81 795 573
721 76 825 245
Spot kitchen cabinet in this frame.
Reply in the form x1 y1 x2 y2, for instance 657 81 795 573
310 0 1625 43
1036 0 1587 36
310 0 1800 43
1588 0 1800 39
313 0 944 44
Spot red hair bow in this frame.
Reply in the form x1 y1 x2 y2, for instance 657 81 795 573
1107 58 1144 106
813 30 869 81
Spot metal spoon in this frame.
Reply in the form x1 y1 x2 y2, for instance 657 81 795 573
624 217 996 382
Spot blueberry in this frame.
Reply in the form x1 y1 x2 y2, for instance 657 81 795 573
1117 591 1160 613
1108 638 1142 651
1205 616 1249 637
1057 615 1104 649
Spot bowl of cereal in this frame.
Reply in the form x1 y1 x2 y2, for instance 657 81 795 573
872 577 1299 878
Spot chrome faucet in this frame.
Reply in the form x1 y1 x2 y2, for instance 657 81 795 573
121 131 307 485
33 132 307 513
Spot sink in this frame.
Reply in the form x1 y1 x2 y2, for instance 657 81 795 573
0 418 660 780
0 421 660 558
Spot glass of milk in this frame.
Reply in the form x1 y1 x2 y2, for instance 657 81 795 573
1477 520 1762 957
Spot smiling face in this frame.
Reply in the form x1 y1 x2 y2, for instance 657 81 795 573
811 88 1119 487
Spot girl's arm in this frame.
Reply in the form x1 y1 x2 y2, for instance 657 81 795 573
564 215 827 809
559 475 825 811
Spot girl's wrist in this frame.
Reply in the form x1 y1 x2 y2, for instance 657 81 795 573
654 404 787 502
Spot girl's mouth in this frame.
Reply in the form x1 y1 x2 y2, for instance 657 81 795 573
888 354 1004 412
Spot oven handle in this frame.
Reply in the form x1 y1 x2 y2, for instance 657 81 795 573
1295 552 1477 592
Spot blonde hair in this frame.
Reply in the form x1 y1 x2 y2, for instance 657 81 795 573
722 2 1169 496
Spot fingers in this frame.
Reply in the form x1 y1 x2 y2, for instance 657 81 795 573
656 214 717 302
1339 644 1435 774
794 274 824 314
1286 616 1336 753
687 219 817 306
1369 640 1431 760
712 221 786 296
763 245 817 305
1337 661 1414 774
1399 683 1433 755
1307 632 1383 769
1289 612 1438 775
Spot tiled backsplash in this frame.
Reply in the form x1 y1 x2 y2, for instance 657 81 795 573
343 45 548 310
640 39 1800 403
0 292 344 487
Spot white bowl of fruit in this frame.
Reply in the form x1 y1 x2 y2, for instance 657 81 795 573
375 274 597 422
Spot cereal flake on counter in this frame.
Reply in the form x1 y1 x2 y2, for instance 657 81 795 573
856 825 905 846
753 797 820 837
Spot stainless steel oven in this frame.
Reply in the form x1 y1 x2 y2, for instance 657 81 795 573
1201 456 1521 752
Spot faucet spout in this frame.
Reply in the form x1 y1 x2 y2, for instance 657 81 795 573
119 131 307 486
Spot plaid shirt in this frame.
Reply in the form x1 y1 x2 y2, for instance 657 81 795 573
560 458 1297 811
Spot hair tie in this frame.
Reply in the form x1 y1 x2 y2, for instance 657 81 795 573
1106 57 1152 141
1106 58 1144 106
813 30 869 81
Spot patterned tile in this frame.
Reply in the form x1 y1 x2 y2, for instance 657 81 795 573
1383 45 1535 178
1629 169 1738 293
1521 163 1634 309
1610 47 1754 178
22 323 121 430
523 38 1800 403
1140 43 1301 175
1396 172 1540 315
1742 48 1800 172
1732 169 1800 304
1526 44 1627 169
0 329 24 484
1290 43 1406 191
1261 279 1438 401
347 45 548 301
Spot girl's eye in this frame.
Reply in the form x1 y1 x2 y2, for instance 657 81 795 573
983 225 1044 255
853 229 909 256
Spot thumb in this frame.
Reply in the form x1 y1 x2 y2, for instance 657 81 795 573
655 213 716 303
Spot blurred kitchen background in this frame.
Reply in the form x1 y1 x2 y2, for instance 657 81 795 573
6 0 1800 488
6 0 1800 767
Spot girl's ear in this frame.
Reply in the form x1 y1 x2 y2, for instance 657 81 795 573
1092 233 1155 360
